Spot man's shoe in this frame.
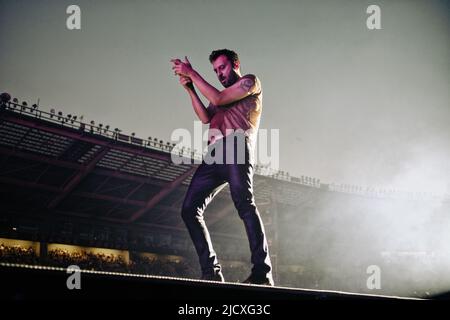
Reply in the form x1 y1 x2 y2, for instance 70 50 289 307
201 271 225 282
242 274 274 286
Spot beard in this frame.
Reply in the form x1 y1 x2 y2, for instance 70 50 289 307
221 72 238 88
220 77 228 87
222 79 231 88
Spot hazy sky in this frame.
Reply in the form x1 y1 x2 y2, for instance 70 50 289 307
1 0 449 194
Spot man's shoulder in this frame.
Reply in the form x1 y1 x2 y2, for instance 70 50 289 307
241 74 261 93
242 74 260 82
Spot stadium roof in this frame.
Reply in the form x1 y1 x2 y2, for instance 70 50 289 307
0 99 290 235
2 96 444 235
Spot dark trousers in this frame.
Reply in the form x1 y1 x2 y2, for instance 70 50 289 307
181 134 272 277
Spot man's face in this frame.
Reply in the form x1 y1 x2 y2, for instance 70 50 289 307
212 55 238 88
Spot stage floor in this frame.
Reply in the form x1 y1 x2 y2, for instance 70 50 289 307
0 263 423 301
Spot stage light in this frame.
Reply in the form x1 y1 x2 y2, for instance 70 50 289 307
0 93 10 110
114 128 120 139
78 122 86 131
0 92 11 103
12 98 18 103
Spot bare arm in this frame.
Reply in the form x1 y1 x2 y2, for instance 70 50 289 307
187 87 210 124
189 71 257 106
171 57 257 106
179 76 210 124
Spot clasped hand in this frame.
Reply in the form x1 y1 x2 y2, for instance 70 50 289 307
171 56 193 77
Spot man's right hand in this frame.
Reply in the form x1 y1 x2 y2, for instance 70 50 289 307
179 75 194 91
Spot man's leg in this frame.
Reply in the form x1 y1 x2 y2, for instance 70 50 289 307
226 161 274 285
181 162 227 279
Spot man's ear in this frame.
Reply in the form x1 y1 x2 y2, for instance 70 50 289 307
233 60 240 70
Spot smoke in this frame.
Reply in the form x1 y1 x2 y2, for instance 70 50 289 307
276 185 450 297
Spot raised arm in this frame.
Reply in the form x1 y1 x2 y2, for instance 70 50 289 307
171 57 258 106
189 71 257 106
178 76 210 124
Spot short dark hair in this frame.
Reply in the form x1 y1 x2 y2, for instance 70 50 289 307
209 49 239 65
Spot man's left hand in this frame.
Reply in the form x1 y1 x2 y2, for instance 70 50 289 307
171 56 193 77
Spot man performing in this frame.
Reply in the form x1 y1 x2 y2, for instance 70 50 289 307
171 49 273 286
